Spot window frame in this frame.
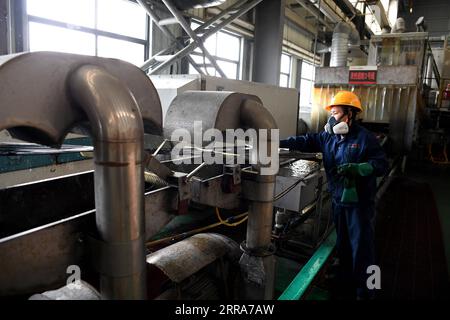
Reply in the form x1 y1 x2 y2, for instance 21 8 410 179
279 53 291 88
26 0 150 63
189 19 242 79
299 59 316 113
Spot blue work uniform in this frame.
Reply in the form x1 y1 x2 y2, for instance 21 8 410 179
280 123 388 297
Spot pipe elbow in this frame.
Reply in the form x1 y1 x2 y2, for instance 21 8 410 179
333 21 352 34
240 99 278 135
69 65 144 143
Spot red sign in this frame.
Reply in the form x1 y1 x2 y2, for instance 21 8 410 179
349 70 377 85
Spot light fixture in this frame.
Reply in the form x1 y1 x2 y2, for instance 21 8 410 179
410 7 413 13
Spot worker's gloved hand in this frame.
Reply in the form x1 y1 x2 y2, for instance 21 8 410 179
341 177 358 203
337 162 374 177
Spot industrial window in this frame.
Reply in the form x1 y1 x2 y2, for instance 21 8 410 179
299 60 315 114
279 53 291 88
26 0 149 66
188 21 242 79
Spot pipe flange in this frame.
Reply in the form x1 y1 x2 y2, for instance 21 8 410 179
240 241 276 257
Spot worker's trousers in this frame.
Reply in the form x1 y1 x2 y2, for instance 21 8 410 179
332 200 376 298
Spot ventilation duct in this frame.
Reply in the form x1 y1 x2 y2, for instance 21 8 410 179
330 22 360 67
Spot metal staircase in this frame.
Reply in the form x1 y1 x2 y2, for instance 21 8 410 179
137 0 263 76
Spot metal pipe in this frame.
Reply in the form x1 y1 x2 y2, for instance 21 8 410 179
6 0 14 54
238 99 278 299
312 0 320 71
246 200 275 249
240 99 278 250
330 22 351 67
69 65 147 300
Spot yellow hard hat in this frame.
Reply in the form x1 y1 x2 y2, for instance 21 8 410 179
325 91 363 112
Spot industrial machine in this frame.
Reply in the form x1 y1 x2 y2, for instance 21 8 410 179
310 30 431 165
149 74 300 139
0 52 328 300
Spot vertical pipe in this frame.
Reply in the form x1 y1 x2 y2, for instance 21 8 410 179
252 0 285 85
69 65 147 300
241 101 278 246
330 22 351 67
0 0 7 55
245 179 276 249
240 99 278 299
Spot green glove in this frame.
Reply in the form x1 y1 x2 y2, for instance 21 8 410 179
337 162 374 177
341 177 358 203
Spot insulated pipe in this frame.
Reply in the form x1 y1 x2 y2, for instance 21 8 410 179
329 22 359 68
330 22 351 67
240 99 278 250
69 65 147 300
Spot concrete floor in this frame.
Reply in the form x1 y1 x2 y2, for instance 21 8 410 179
276 161 450 300
405 163 450 276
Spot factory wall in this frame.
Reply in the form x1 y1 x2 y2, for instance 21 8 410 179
403 0 450 37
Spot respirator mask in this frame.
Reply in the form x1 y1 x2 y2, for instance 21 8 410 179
324 115 349 135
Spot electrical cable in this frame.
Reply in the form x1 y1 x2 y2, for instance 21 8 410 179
146 211 248 248
215 207 248 227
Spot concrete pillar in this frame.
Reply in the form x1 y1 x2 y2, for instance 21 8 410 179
5 0 28 53
0 0 7 55
252 0 286 86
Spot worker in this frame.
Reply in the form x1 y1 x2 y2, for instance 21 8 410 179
280 91 388 299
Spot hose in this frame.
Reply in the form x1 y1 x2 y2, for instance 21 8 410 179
215 207 248 227
146 211 248 248
144 171 169 187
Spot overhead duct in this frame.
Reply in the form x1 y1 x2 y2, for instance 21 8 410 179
330 22 360 67
0 52 164 299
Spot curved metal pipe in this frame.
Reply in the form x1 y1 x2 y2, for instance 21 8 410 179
240 99 278 250
330 22 351 67
69 65 146 300
330 22 359 68
241 99 278 133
